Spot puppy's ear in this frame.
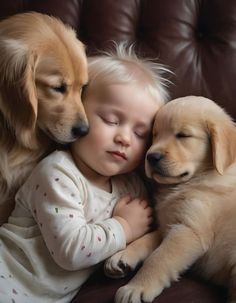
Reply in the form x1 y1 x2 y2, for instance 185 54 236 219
0 39 38 148
208 119 236 174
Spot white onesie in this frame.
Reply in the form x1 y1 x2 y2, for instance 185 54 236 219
0 150 146 303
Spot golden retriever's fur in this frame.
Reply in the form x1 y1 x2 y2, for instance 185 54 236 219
105 96 236 303
0 12 88 224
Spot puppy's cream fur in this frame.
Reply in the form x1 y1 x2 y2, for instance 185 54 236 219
0 12 88 224
105 96 236 303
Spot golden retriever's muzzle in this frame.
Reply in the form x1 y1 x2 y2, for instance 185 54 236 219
71 121 89 138
146 152 189 179
44 120 89 144
147 152 164 175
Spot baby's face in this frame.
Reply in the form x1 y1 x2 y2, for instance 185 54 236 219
71 83 161 179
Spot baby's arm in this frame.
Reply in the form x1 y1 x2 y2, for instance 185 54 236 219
23 160 126 271
113 195 152 243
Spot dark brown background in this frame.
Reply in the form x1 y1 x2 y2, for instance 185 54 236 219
1 0 236 120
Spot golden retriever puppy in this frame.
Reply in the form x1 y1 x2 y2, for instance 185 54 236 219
105 96 236 303
0 12 88 224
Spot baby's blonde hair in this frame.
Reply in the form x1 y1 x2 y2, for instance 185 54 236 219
86 42 172 105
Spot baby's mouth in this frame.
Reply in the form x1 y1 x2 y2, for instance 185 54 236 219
107 151 127 160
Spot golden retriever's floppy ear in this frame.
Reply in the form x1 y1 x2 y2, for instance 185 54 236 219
208 119 236 174
0 39 38 148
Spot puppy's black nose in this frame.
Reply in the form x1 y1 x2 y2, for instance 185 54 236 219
147 153 163 167
71 123 89 138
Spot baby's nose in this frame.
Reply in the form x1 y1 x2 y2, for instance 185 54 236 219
115 132 130 146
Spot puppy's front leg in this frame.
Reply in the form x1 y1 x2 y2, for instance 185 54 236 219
105 230 161 278
115 224 209 303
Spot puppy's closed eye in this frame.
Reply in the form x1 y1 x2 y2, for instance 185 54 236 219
52 83 67 94
175 132 192 139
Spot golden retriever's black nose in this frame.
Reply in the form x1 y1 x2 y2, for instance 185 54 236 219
147 153 163 167
71 123 89 138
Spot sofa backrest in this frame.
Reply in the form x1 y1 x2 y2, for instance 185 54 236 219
1 0 236 119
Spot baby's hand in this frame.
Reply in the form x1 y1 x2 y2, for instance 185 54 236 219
113 195 153 243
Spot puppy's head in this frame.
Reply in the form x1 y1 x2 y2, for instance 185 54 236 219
0 12 89 148
146 96 236 184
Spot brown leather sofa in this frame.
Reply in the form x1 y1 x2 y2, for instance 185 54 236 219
1 1 235 302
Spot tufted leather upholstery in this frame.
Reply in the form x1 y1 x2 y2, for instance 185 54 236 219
1 0 236 119
0 1 233 302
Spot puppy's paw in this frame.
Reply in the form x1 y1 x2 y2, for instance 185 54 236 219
104 250 139 278
115 284 158 303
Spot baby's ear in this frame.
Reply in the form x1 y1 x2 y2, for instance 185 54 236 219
0 39 38 148
208 120 236 174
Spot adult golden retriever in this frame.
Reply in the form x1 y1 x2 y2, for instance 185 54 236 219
0 12 88 224
105 96 236 303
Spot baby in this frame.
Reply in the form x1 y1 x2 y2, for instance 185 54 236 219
0 43 170 303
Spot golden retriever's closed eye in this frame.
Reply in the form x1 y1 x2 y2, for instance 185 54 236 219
104 96 236 303
0 12 89 224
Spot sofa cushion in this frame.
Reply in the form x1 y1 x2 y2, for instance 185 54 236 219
72 267 226 303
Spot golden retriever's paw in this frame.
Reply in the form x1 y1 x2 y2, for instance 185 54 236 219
104 250 139 278
115 284 158 303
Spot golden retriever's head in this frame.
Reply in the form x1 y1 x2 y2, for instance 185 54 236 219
146 96 236 184
0 12 89 148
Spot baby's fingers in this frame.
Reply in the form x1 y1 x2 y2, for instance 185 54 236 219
139 199 149 209
118 194 132 205
144 208 154 226
145 206 153 217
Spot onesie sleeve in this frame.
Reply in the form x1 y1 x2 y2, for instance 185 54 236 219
22 154 126 271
